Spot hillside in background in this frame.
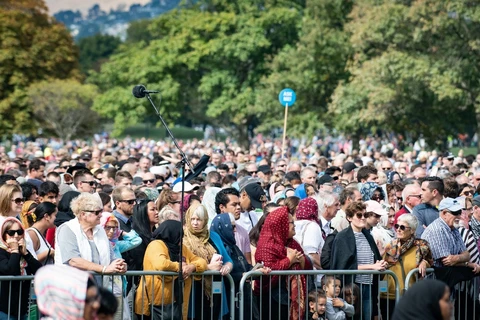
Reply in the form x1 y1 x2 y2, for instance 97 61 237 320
51 0 180 40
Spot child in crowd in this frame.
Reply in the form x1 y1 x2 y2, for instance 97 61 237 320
307 289 327 320
343 283 361 320
322 276 355 320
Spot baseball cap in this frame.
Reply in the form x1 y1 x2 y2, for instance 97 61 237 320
132 176 144 186
172 181 200 193
317 174 333 185
343 162 357 173
472 195 480 207
238 176 262 191
365 200 388 216
443 152 454 160
244 183 267 209
438 197 463 213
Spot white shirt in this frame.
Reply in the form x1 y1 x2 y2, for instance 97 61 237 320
236 211 259 233
320 216 332 237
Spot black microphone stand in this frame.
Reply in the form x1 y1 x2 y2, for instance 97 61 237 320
142 91 195 319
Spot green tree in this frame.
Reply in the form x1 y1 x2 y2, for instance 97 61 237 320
78 34 121 73
0 0 80 135
329 0 479 149
28 79 100 140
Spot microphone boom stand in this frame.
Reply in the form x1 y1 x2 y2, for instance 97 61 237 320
144 92 195 319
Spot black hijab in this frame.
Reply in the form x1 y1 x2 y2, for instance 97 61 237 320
55 191 80 227
152 220 182 262
392 279 448 320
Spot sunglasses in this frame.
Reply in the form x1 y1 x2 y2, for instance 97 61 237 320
81 181 96 186
170 200 181 204
248 171 258 174
394 224 411 231
382 168 392 171
120 199 136 205
5 229 24 236
462 191 472 196
143 179 155 184
84 209 102 216
11 198 24 205
355 213 369 219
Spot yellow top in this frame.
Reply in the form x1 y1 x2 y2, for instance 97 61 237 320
381 246 418 299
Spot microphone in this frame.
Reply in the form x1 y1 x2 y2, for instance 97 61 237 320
132 85 159 98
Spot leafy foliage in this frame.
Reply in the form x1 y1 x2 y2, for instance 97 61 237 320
78 34 121 73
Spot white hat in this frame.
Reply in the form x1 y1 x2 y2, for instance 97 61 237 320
365 200 388 216
172 181 200 193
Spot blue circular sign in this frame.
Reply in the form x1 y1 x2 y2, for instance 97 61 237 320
278 88 296 107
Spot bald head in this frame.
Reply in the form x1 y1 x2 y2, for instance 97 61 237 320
402 184 422 208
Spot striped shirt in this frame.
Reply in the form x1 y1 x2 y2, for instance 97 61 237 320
422 218 466 267
354 231 374 284
459 227 480 264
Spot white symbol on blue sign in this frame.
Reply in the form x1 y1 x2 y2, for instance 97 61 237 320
278 88 296 107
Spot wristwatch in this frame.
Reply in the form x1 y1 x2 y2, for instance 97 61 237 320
465 261 469 267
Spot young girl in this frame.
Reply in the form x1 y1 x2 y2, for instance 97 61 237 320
343 283 361 320
323 276 355 320
308 289 327 320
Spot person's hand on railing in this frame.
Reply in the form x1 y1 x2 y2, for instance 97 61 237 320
372 260 387 271
257 267 271 275
207 260 222 271
104 259 127 274
466 262 480 273
220 262 233 276
332 297 345 308
182 263 196 279
418 259 428 277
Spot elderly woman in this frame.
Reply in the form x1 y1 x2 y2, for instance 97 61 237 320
55 193 127 282
380 213 433 319
255 206 313 320
135 220 207 320
0 217 43 319
183 203 233 320
35 265 101 320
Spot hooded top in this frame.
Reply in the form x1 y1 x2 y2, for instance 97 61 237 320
392 279 447 320
54 191 80 227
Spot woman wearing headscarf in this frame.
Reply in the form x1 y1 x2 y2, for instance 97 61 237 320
183 203 233 319
201 186 221 227
35 264 101 320
54 190 81 227
392 279 452 320
380 213 433 319
0 217 43 319
255 206 313 320
135 220 207 320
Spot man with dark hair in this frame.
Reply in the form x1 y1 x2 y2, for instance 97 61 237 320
101 167 117 186
38 181 59 204
357 166 378 184
27 159 45 182
20 182 38 202
285 171 302 188
217 164 230 178
115 171 133 188
73 169 96 193
0 174 17 186
325 166 342 178
46 171 61 186
413 176 444 237
215 188 252 263
206 171 222 188
331 188 362 232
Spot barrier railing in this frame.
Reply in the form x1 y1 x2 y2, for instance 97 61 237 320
0 271 235 320
238 269 401 320
405 267 479 320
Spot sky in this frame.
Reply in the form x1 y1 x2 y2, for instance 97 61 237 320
44 0 151 15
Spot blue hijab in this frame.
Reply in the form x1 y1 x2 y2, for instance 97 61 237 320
210 214 236 248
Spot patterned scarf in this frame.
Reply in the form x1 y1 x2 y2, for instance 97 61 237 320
182 203 217 299
384 236 433 268
469 216 480 240
0 217 28 275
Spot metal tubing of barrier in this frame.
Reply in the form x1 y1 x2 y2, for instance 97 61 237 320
404 268 435 290
238 269 401 320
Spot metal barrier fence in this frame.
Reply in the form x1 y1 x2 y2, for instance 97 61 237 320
0 271 235 320
238 269 401 320
405 268 479 320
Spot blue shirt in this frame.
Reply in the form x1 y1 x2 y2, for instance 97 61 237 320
422 217 466 267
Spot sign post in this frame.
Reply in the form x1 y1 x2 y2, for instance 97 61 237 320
278 88 296 158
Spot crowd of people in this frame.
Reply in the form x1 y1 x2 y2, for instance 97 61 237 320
0 136 480 320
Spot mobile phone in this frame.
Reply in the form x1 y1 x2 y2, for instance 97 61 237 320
252 262 264 271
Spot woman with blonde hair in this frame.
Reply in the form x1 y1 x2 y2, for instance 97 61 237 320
156 189 181 214
183 203 233 319
0 184 24 219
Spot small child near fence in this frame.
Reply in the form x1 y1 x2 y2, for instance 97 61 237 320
322 276 355 320
307 289 327 320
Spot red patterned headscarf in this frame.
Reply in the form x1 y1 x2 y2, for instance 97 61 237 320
254 206 310 320
295 197 319 224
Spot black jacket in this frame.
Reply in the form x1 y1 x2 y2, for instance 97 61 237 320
0 249 43 316
331 226 381 272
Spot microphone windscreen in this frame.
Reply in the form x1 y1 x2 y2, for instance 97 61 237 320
132 85 146 98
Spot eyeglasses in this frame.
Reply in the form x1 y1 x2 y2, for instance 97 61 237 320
248 171 258 174
143 179 155 184
382 168 392 171
463 207 473 212
11 198 24 205
84 209 102 216
5 229 24 236
394 224 411 231
355 213 369 219
81 181 96 186
119 199 136 205
104 226 118 231
396 197 403 202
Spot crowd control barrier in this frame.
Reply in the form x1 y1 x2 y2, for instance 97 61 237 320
405 267 479 320
238 269 401 320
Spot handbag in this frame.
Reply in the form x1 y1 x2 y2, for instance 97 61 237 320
146 276 182 320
